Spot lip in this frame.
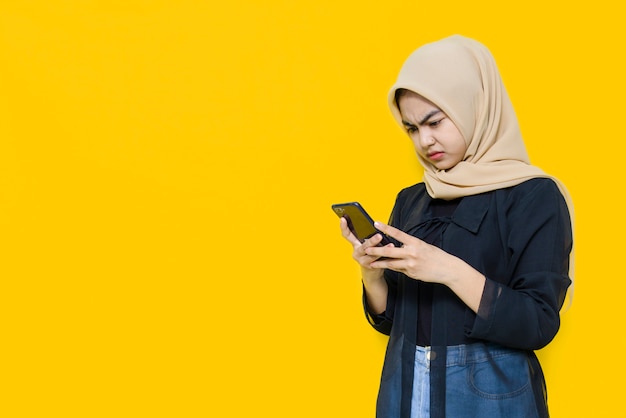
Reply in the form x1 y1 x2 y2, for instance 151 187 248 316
427 151 444 161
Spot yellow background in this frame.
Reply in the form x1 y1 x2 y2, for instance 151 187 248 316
1 1 622 416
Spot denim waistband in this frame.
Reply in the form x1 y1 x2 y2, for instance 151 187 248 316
414 343 524 367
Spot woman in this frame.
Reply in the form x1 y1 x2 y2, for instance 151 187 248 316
339 35 573 417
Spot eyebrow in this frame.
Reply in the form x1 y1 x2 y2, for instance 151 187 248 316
402 109 443 127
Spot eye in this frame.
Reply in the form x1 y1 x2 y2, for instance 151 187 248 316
405 125 418 134
429 119 443 127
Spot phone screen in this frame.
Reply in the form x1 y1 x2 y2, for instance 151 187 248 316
332 202 391 245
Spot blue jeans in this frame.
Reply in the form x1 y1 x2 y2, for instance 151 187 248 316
411 343 540 417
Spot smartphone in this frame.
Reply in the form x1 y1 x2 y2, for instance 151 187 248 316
332 202 393 246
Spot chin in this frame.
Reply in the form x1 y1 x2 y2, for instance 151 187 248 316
433 163 452 171
434 158 462 171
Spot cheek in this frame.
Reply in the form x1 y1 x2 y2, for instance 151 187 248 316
452 133 468 156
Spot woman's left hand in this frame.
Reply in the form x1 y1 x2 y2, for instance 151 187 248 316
365 222 456 286
367 221 486 312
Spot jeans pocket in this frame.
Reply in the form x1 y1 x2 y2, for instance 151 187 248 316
468 351 531 399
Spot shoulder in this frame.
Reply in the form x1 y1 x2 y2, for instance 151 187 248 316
396 182 427 203
389 182 429 226
510 177 560 193
499 177 564 205
496 178 569 224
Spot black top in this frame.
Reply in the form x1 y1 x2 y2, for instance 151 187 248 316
363 178 572 418
416 198 460 346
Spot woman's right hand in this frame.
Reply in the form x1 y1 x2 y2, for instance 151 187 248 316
339 217 389 314
339 217 389 281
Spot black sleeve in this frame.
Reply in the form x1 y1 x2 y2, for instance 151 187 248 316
361 188 411 335
363 269 398 335
467 179 573 350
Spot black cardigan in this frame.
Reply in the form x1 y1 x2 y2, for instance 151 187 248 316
364 178 572 418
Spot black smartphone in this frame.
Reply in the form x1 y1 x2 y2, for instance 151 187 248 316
332 202 393 246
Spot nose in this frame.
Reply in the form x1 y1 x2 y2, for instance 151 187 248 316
419 129 436 148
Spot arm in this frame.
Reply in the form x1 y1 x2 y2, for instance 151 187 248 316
362 269 398 335
366 223 486 314
468 180 572 349
339 217 389 315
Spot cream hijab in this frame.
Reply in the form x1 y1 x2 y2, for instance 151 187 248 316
388 35 574 305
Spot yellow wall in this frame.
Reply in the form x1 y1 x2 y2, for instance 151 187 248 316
0 1 621 416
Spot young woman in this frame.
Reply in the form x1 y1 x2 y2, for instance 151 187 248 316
339 35 573 417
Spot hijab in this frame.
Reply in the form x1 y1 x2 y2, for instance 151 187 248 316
388 35 574 305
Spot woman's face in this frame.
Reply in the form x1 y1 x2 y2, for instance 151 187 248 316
398 90 467 171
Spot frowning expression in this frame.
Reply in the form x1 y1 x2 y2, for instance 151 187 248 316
397 90 467 171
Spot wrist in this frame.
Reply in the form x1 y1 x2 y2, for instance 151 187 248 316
361 268 384 285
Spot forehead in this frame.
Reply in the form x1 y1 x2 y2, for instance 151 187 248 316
398 91 441 117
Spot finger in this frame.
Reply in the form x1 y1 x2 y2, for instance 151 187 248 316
340 220 385 252
373 221 413 245
357 237 390 265
370 257 404 271
364 242 393 257
355 235 388 262
368 238 412 259
361 234 385 251
339 218 361 246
